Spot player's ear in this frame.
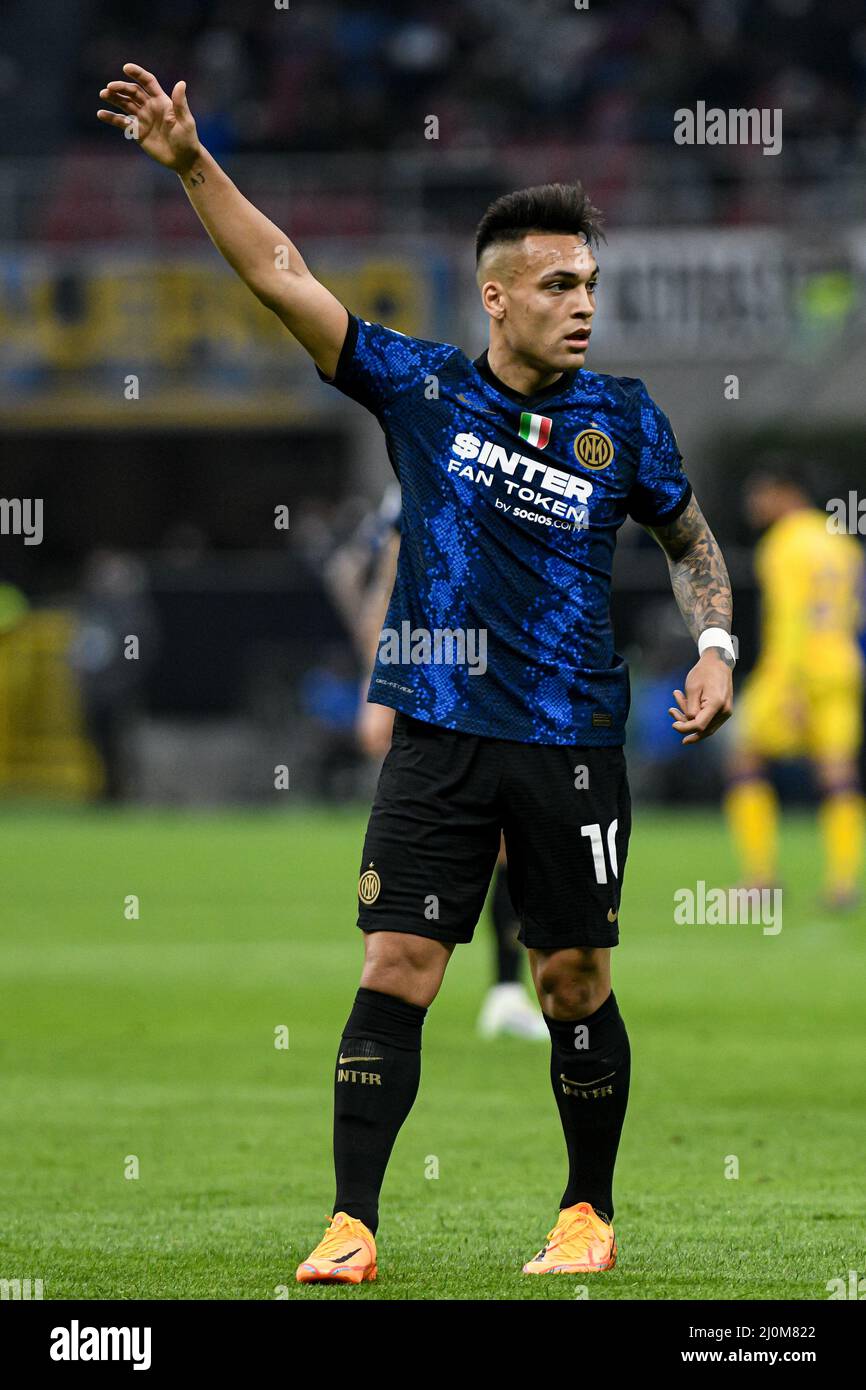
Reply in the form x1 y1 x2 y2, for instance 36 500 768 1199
480 279 506 320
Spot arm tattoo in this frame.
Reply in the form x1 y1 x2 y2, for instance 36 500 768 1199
186 168 206 188
646 494 734 662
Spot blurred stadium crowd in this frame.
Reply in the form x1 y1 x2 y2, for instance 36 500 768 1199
2 0 866 233
67 0 866 156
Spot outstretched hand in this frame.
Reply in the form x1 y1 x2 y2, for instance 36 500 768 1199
668 651 733 745
97 63 200 174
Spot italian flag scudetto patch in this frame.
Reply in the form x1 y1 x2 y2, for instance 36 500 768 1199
519 412 552 449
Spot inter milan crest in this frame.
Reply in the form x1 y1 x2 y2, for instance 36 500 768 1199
573 427 615 470
358 864 381 905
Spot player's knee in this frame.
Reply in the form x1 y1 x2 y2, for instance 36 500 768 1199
534 949 608 1019
815 758 860 797
727 749 764 783
360 931 451 1007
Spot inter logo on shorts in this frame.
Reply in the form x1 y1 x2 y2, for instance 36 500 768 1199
574 427 614 470
519 412 552 450
358 865 381 905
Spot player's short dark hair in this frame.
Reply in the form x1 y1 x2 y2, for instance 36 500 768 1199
475 183 605 265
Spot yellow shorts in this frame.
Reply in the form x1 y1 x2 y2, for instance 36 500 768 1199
736 663 863 761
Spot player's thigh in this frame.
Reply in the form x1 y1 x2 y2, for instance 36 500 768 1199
805 680 863 763
501 743 631 951
357 713 501 945
736 669 805 760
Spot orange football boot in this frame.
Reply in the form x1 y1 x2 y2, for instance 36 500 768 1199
296 1212 377 1284
522 1201 616 1275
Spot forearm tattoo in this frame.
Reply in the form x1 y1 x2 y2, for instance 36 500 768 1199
647 495 734 660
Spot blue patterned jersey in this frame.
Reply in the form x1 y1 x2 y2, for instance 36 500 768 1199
319 314 691 745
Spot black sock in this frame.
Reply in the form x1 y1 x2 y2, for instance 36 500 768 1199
333 986 426 1236
543 991 630 1222
491 863 521 984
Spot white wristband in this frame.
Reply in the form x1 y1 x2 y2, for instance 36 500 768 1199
698 628 736 663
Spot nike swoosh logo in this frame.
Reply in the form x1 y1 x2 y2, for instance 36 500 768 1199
339 1055 383 1065
330 1247 362 1264
560 1071 617 1087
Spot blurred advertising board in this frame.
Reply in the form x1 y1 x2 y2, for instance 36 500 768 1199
0 242 454 428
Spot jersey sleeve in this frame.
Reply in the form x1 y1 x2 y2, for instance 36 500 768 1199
626 385 692 527
317 313 455 417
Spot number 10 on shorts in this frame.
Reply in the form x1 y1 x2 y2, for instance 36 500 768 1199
581 820 619 883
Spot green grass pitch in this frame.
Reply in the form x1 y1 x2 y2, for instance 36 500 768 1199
1 803 863 1301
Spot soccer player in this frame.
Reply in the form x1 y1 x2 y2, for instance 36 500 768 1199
97 67 735 1280
353 489 547 1041
725 472 864 909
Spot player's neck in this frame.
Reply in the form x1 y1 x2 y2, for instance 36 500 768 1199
485 342 563 398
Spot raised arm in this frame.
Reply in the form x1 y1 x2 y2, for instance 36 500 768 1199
97 64 347 377
645 493 735 744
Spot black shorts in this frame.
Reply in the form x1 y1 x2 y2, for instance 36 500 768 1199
356 713 631 950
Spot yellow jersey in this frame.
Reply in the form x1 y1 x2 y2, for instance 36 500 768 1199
755 507 863 680
738 509 863 757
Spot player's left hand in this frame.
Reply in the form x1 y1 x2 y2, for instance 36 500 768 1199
668 652 733 745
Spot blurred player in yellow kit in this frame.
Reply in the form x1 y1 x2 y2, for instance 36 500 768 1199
726 473 865 909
